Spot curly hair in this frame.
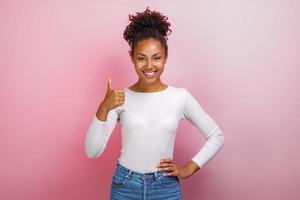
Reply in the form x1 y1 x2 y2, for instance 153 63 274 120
123 7 172 58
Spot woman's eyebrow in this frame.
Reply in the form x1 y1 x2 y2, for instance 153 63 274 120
137 52 161 56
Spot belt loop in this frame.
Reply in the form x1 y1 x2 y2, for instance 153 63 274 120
127 170 133 180
154 171 159 181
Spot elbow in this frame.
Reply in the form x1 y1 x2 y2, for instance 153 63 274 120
210 127 225 146
84 145 102 159
218 130 225 146
87 154 94 159
220 134 225 146
86 151 96 159
87 155 96 159
85 150 100 159
85 148 95 159
84 135 104 159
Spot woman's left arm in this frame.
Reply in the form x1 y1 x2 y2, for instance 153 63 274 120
157 89 225 178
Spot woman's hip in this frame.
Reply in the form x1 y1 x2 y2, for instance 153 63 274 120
109 161 182 200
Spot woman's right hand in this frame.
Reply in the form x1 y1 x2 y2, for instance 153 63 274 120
100 78 126 111
96 78 125 121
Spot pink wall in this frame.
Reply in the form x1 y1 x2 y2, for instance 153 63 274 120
1 1 299 199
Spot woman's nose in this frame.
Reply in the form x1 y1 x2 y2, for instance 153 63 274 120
145 60 153 69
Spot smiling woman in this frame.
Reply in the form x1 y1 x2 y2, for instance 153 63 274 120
130 38 167 89
84 6 225 200
123 6 171 92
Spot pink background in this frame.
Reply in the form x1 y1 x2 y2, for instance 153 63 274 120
1 1 299 199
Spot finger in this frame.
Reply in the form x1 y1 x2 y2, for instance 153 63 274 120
116 97 125 101
116 101 125 106
115 99 125 104
108 78 112 90
158 163 175 171
115 93 125 98
163 171 177 176
115 89 125 93
115 92 125 96
160 166 172 171
160 159 173 163
157 160 173 168
118 96 126 101
158 163 173 168
116 98 125 103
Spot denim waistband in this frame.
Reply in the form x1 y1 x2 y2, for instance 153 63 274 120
115 161 166 180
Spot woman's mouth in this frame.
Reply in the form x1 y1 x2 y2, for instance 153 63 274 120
143 71 157 78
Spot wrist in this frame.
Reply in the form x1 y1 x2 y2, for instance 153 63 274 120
185 160 200 175
96 103 110 121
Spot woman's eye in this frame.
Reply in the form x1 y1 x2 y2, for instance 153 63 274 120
154 57 161 60
138 57 144 61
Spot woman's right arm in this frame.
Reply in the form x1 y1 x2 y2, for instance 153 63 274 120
84 104 119 159
84 78 125 159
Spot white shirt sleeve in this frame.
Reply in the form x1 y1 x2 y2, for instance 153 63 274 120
84 108 119 159
182 89 225 168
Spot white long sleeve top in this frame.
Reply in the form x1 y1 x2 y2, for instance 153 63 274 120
84 86 225 173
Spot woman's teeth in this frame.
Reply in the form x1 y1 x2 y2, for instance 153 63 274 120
144 71 156 78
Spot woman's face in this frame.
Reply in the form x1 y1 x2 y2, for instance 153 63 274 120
131 38 167 85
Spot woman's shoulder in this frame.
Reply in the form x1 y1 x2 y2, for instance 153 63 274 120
169 85 189 94
168 86 191 103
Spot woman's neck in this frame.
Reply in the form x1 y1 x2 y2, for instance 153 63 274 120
129 81 168 92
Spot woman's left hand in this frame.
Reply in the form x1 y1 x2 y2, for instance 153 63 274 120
156 159 198 179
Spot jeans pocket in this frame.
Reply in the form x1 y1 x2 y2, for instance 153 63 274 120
112 172 129 187
158 174 179 188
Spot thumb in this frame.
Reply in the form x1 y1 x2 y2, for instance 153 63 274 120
107 78 112 91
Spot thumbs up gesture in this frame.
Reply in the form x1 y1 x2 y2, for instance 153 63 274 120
100 78 126 111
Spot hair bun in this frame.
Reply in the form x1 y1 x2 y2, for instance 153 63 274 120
132 8 171 37
123 7 172 46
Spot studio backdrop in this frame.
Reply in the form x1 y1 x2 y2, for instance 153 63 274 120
1 0 299 200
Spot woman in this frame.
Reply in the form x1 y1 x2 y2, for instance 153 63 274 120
84 7 225 200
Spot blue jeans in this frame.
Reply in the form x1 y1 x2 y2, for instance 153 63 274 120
109 161 182 200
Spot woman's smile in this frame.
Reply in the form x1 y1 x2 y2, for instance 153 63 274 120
143 70 158 78
131 38 167 86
